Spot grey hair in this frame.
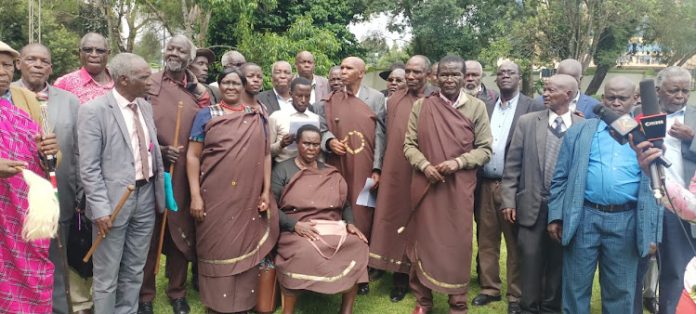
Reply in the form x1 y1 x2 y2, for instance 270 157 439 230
329 65 341 73
167 34 195 64
79 32 109 50
271 60 292 73
221 50 246 67
656 66 692 88
109 53 146 80
409 55 431 72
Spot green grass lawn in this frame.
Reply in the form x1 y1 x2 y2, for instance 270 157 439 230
151 223 627 313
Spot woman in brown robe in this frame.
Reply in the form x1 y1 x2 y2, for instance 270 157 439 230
272 125 369 314
186 68 278 313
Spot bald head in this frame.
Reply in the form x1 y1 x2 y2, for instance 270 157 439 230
340 57 366 91
603 76 637 115
543 74 578 113
557 59 583 83
295 51 316 79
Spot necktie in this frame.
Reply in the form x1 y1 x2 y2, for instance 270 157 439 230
128 103 150 180
554 116 565 134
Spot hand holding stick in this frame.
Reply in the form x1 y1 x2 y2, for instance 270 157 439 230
83 185 135 262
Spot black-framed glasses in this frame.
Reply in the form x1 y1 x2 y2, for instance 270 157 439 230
80 47 108 55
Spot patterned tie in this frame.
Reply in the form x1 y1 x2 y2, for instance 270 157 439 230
554 116 565 134
128 103 150 180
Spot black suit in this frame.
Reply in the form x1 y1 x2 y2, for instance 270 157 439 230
257 89 281 114
474 93 544 302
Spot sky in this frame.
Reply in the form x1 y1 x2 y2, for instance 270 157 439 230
348 13 412 48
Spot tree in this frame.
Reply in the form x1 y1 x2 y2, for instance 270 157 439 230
645 0 696 66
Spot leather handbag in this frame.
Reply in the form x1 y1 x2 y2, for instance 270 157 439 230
255 258 278 314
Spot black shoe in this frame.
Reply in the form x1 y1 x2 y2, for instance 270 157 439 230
472 294 501 306
390 286 408 302
643 297 658 314
137 302 153 314
170 298 190 314
368 268 384 281
357 282 370 295
508 301 522 314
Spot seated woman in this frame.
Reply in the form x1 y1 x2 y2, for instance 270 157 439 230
272 124 369 314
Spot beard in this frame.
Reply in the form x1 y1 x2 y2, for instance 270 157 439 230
165 59 185 72
463 86 478 96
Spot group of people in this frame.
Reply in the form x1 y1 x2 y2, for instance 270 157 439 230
0 29 695 314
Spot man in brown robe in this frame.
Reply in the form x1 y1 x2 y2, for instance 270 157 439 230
403 55 492 314
313 56 385 295
139 35 212 314
369 55 434 303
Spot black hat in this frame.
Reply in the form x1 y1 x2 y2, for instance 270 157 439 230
379 62 405 81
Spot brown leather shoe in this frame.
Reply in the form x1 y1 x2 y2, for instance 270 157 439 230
411 305 430 314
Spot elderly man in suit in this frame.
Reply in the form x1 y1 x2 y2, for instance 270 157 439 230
12 43 81 314
500 74 582 314
652 66 696 314
534 59 599 119
547 76 661 313
258 61 293 114
295 51 330 104
314 56 386 295
473 61 544 314
78 53 165 314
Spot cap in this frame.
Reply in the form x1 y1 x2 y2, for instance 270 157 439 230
195 48 216 65
0 41 19 59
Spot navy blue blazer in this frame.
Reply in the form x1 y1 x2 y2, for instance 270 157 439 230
547 118 662 257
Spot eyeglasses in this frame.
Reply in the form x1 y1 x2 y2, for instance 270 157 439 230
80 47 109 55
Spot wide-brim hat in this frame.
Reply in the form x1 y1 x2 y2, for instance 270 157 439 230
0 41 19 59
195 48 216 64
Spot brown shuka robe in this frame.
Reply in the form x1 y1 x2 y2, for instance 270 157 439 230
149 71 202 259
196 107 279 312
406 95 477 295
369 88 427 273
275 165 368 294
324 91 377 239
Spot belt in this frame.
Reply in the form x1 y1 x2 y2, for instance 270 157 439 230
583 200 636 213
135 177 153 187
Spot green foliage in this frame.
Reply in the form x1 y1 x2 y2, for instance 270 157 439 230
645 0 696 65
133 30 163 65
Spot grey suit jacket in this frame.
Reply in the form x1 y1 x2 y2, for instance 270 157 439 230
258 89 281 115
314 75 330 103
500 109 583 227
10 82 82 224
78 92 165 226
314 85 387 170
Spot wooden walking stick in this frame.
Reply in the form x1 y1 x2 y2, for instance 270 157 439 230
397 182 432 235
154 102 184 274
83 185 136 262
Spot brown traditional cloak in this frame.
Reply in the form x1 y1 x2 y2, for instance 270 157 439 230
324 91 377 239
196 109 279 312
406 95 477 295
369 88 425 273
149 72 201 259
275 166 368 294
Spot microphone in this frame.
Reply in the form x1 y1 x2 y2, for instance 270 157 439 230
639 79 668 199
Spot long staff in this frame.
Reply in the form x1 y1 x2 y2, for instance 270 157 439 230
82 185 135 262
397 183 432 235
154 102 184 274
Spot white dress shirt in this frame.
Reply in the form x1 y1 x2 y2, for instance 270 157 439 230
548 109 573 132
664 108 686 186
274 88 293 112
113 89 153 180
268 108 320 162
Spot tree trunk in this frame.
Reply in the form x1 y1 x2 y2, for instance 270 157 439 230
521 63 534 97
585 63 610 96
